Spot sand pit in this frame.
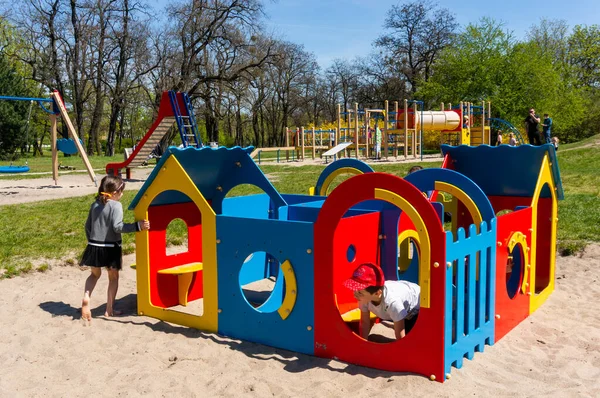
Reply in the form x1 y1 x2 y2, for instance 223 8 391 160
0 167 599 396
0 247 598 396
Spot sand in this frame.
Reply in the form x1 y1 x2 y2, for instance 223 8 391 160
0 248 598 396
1 171 600 397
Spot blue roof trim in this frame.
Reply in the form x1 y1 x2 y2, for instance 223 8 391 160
129 145 255 210
547 146 564 200
441 144 564 200
405 168 496 231
314 158 374 195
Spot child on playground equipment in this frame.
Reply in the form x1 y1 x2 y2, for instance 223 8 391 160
551 136 559 151
508 132 517 146
375 125 382 160
408 165 423 174
343 262 420 341
80 175 150 322
496 130 503 146
542 114 553 144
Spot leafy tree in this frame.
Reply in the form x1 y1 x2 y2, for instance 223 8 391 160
417 19 513 105
568 25 600 89
417 18 582 139
0 54 32 159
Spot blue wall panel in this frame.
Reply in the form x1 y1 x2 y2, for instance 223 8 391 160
216 216 315 355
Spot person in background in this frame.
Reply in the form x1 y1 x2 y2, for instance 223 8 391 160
375 125 382 160
542 113 553 144
551 136 559 151
508 132 517 146
496 130 503 146
525 108 542 145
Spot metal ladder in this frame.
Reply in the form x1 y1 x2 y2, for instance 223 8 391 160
489 118 526 146
169 91 201 148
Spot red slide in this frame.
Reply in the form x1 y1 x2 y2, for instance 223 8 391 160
105 91 188 178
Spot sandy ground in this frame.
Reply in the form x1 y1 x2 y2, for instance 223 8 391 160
1 167 599 397
0 249 598 397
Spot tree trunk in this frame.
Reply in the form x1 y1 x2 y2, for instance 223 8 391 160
252 110 260 147
87 1 108 156
49 0 68 138
204 96 219 143
235 98 243 146
106 0 130 156
70 0 86 140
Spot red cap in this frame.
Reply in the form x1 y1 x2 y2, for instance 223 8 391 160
343 263 385 291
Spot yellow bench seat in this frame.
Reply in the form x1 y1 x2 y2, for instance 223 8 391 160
157 262 203 306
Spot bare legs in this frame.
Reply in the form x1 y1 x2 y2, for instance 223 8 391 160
81 267 102 321
81 267 122 321
105 269 121 317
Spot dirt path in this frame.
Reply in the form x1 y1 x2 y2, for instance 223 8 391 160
0 168 153 206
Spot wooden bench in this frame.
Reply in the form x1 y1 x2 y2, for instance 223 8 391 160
157 262 203 306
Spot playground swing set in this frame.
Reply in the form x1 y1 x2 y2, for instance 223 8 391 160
0 91 96 185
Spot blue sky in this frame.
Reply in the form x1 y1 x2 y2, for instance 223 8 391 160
262 0 600 67
151 0 600 68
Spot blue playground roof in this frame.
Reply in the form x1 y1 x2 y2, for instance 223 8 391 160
441 144 564 200
129 146 282 210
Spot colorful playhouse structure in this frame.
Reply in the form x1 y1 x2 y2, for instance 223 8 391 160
129 143 562 382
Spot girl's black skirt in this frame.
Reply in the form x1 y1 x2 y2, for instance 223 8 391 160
80 240 123 270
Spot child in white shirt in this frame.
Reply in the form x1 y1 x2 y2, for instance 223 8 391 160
343 262 420 340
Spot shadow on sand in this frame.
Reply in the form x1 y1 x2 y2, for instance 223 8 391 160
39 294 413 379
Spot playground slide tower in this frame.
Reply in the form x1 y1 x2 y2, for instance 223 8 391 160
105 91 201 178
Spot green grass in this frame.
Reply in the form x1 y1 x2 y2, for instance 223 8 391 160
553 143 600 254
0 138 598 277
561 135 600 150
0 190 138 277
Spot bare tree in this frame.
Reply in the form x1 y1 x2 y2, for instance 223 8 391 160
84 0 118 154
104 0 156 155
11 0 69 136
527 19 570 67
326 58 359 113
375 0 457 95
164 0 274 143
263 41 318 146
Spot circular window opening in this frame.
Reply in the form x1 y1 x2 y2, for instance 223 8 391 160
506 244 524 299
347 244 356 263
239 251 285 313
